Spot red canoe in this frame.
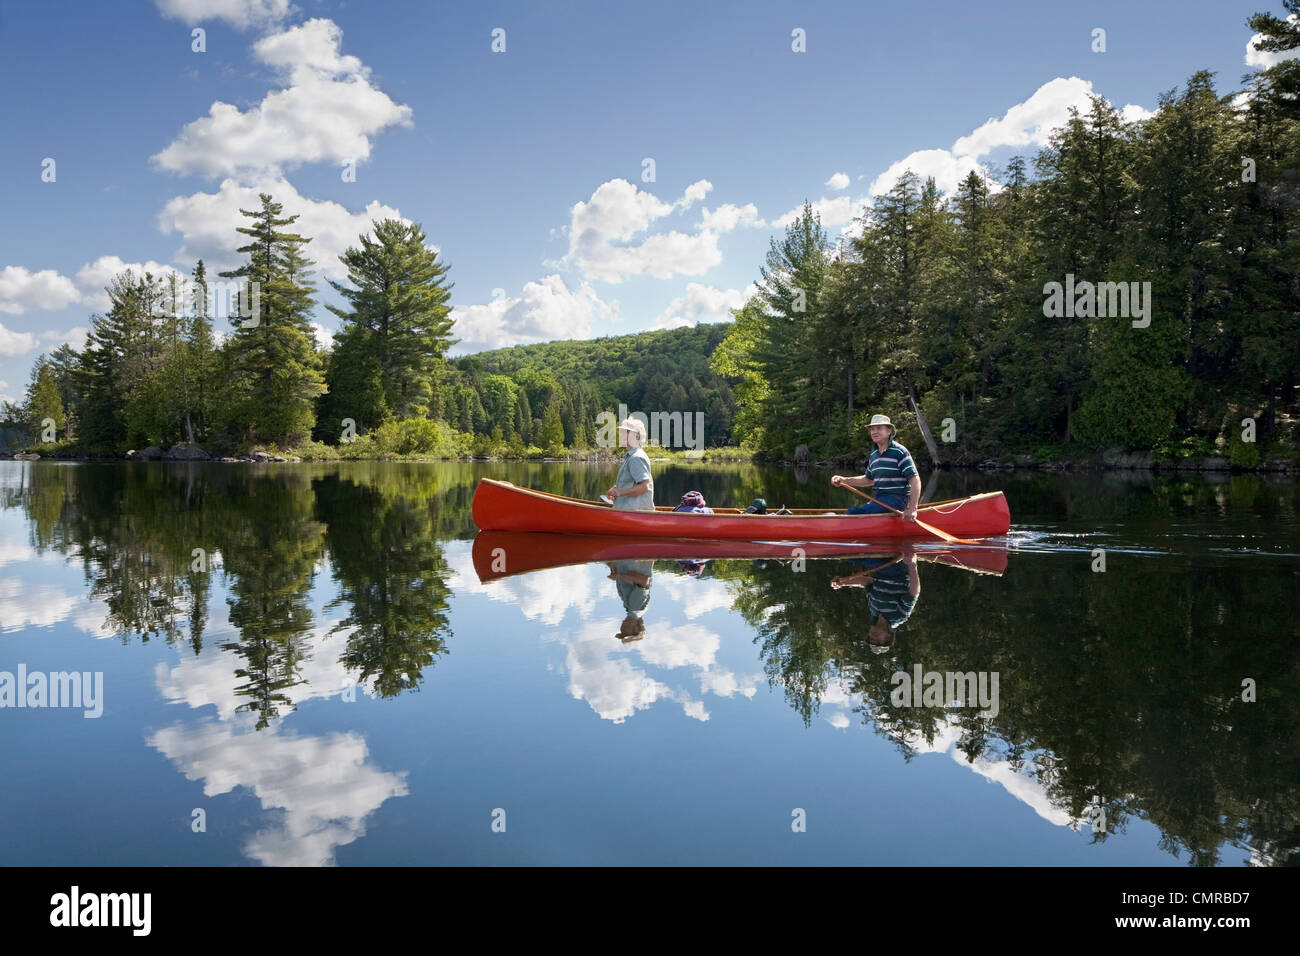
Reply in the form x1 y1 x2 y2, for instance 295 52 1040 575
472 531 1008 582
471 478 1010 540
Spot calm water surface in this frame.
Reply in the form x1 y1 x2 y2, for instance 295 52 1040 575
1 460 1296 866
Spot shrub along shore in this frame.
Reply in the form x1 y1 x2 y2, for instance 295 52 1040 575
2 436 1292 475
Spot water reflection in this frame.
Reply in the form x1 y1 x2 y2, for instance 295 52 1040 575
606 559 652 643
2 461 1297 866
149 716 408 866
830 553 919 655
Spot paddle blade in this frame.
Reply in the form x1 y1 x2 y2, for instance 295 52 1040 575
915 518 980 545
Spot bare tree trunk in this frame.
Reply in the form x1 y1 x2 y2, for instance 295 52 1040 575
908 384 940 464
184 411 195 446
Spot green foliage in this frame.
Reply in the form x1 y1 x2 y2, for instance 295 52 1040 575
721 70 1300 461
539 401 565 451
1229 436 1261 469
294 440 340 461
25 360 65 437
1153 435 1216 461
327 218 455 420
219 193 327 448
370 418 470 458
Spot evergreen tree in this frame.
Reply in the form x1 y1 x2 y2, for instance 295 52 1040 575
25 359 65 439
1247 2 1300 119
45 343 82 439
539 401 565 449
328 219 455 419
76 271 159 451
219 194 326 447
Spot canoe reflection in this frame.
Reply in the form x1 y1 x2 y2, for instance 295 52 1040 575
472 531 1008 583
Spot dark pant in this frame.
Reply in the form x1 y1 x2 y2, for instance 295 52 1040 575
846 492 907 515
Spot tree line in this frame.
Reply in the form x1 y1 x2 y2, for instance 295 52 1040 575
3 194 739 457
716 41 1300 465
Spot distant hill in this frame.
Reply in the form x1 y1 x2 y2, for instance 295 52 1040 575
459 323 739 446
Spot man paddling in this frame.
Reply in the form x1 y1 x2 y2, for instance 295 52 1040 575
831 414 920 521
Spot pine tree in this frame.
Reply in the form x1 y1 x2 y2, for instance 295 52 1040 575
540 401 565 449
316 323 388 440
219 194 326 447
328 219 455 420
1247 2 1300 119
25 359 65 439
76 271 159 450
45 343 82 439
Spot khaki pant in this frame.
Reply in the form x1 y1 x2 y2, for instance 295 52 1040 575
613 490 655 511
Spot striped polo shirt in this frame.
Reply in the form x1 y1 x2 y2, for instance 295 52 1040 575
867 563 917 627
867 439 918 496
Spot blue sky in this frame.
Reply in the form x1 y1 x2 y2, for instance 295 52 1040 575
0 0 1281 405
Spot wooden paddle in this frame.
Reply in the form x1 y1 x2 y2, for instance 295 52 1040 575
840 482 979 545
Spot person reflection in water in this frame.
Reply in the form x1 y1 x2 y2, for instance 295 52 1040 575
606 559 653 643
830 552 920 654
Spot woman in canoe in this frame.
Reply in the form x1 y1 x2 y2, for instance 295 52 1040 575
606 418 655 511
831 414 920 521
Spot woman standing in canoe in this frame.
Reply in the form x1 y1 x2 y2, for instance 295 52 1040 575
607 418 655 511
831 414 920 521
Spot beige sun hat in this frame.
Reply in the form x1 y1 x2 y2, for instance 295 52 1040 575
867 414 896 435
617 418 647 443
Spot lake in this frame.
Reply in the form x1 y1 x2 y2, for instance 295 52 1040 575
0 460 1296 866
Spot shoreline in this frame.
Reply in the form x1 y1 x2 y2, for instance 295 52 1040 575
1 449 1292 475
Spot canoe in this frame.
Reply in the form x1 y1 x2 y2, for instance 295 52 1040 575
472 531 1008 582
471 478 1010 540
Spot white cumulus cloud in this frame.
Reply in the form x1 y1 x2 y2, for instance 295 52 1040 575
864 149 990 201
825 172 850 190
0 323 37 357
451 275 619 355
773 194 860 229
151 18 412 180
1245 16 1300 68
652 282 755 330
0 266 80 315
699 203 763 232
564 179 729 283
154 0 294 30
862 77 1154 199
310 322 335 352
75 256 183 312
157 176 406 280
40 328 89 352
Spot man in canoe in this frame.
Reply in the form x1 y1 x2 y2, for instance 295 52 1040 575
606 418 655 511
831 414 920 521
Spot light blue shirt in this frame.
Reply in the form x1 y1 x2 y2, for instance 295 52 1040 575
614 446 654 511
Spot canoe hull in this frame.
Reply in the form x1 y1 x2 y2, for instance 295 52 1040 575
471 478 1010 540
